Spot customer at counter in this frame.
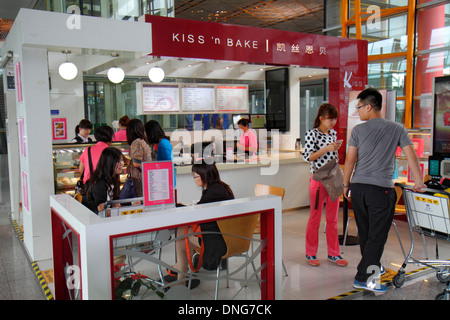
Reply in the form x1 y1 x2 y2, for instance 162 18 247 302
145 120 175 186
164 160 234 289
302 103 347 268
127 118 152 197
113 115 130 142
236 118 258 156
81 147 124 214
78 125 114 184
71 119 93 143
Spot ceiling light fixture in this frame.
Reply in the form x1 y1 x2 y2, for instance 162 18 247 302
58 50 78 81
107 52 125 84
148 57 165 83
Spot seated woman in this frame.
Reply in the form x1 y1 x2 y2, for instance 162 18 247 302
81 147 124 214
165 159 234 288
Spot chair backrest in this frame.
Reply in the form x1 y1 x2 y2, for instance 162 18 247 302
74 192 83 203
254 183 285 200
218 214 260 259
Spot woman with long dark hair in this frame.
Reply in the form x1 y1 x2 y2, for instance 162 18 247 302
165 160 234 289
127 118 151 197
81 147 124 214
302 103 348 267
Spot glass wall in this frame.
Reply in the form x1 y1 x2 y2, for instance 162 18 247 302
413 2 450 128
328 0 449 128
49 0 174 19
83 76 265 132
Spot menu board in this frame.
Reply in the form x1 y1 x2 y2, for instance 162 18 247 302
217 85 248 112
181 84 215 111
141 83 180 113
142 161 175 207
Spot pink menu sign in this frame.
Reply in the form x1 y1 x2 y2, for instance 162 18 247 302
142 161 175 207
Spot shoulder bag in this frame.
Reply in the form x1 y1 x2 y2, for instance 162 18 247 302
312 158 344 205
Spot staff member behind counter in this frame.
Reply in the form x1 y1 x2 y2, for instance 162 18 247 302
236 118 258 156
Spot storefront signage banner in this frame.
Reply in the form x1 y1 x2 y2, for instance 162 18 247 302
145 15 339 68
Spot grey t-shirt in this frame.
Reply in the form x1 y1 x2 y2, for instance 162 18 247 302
348 118 412 188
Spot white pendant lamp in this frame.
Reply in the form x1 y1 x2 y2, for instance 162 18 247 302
148 66 165 83
107 66 125 84
58 50 78 80
107 52 125 84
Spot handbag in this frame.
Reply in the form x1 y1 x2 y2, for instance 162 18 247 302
312 158 344 204
119 175 137 199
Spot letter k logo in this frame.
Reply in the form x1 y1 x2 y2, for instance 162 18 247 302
344 71 352 89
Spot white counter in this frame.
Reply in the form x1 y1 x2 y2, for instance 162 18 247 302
50 193 282 300
175 152 311 210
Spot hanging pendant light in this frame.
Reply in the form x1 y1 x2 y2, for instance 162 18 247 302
107 66 125 84
107 52 125 84
148 66 165 83
58 50 78 80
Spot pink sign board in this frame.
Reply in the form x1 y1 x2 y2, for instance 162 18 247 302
52 118 67 140
22 170 29 212
15 61 23 103
142 161 175 207
18 117 27 158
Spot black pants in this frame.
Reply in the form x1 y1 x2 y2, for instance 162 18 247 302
351 183 396 282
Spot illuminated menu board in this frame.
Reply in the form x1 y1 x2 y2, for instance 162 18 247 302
181 84 215 111
141 83 180 113
216 85 249 112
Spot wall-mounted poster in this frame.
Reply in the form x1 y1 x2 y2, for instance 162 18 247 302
142 161 175 207
52 118 67 140
181 84 215 111
18 117 27 158
139 83 180 113
22 170 29 212
15 61 23 103
216 85 249 112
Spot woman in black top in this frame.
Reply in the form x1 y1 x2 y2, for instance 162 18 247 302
81 147 124 214
165 160 234 288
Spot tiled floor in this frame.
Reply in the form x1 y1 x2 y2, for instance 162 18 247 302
0 152 449 300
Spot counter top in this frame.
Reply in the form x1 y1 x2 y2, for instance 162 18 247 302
175 152 307 174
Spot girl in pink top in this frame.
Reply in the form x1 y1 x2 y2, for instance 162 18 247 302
113 115 130 142
79 126 114 183
236 118 258 156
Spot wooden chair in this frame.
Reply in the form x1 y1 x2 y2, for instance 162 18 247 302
194 214 260 300
254 183 288 276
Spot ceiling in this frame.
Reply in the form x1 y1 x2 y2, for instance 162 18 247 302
0 0 327 80
0 0 324 41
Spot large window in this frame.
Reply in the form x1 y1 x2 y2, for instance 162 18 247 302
49 0 174 19
83 77 265 132
413 2 450 128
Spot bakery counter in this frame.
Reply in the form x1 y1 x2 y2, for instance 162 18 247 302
175 152 310 210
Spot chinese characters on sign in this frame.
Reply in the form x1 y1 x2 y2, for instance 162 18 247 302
277 43 327 55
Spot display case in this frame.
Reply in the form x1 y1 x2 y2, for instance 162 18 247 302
53 142 130 195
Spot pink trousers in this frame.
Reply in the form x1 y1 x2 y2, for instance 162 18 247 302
305 177 340 257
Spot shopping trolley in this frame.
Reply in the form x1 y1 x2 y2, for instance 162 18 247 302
392 183 450 300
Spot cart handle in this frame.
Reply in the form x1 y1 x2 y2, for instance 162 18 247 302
394 182 450 196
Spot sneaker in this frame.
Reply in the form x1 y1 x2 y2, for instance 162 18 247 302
353 279 387 293
306 255 320 266
380 265 386 276
327 255 348 267
164 274 200 290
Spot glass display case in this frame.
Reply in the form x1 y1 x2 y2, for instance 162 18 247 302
53 142 130 195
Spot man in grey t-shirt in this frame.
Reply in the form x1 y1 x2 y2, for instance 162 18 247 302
343 88 425 293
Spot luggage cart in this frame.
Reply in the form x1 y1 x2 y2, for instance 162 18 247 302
392 183 450 300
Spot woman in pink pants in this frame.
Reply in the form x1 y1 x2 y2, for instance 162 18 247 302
302 103 348 267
